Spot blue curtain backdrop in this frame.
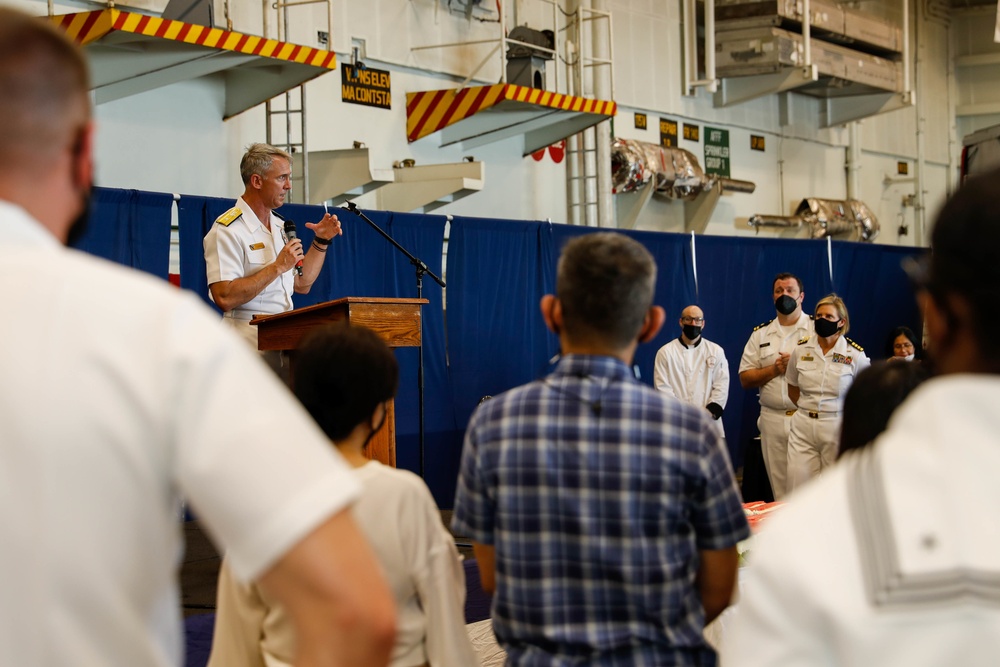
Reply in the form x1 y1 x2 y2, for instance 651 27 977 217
79 186 929 504
72 187 173 280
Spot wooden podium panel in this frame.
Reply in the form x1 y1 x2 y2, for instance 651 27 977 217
251 297 428 467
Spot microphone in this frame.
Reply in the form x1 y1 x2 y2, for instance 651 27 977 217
283 220 303 277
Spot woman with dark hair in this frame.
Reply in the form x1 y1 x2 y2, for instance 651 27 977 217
209 324 478 667
884 325 921 361
838 360 930 458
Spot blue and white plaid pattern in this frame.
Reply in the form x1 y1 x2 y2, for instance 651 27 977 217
453 354 750 666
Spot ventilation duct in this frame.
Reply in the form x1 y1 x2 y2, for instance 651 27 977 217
610 138 755 200
748 198 880 242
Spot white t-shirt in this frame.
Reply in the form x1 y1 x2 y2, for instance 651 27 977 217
210 461 478 667
0 201 360 667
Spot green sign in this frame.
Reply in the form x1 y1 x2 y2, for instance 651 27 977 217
704 126 730 177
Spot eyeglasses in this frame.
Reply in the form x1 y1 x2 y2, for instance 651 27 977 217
681 317 705 324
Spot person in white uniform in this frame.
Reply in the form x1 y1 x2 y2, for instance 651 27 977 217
203 143 344 367
721 166 1000 667
0 10 396 667
653 304 730 439
210 324 478 667
738 273 814 499
785 294 870 491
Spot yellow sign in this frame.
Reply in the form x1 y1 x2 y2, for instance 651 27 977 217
751 135 766 151
635 113 647 130
683 124 700 142
341 64 391 110
659 118 678 148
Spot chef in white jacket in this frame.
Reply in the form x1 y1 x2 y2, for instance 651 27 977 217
653 305 730 440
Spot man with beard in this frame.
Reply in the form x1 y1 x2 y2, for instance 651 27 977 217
738 273 814 499
653 304 730 441
0 9 395 666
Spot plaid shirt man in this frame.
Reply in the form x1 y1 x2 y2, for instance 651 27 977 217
453 354 750 666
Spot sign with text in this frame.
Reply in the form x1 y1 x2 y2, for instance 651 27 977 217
751 135 766 151
704 127 731 177
897 161 909 175
341 64 391 110
659 117 678 148
683 123 700 142
635 112 647 130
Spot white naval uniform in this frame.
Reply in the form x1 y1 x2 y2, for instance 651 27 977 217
784 333 870 491
203 196 295 350
1 201 360 667
653 336 730 439
738 312 814 499
722 376 1000 667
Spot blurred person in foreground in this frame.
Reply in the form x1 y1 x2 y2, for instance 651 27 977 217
0 8 394 666
209 324 478 667
453 232 750 666
838 360 930 459
722 167 1000 666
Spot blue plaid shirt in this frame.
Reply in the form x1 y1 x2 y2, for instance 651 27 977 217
453 354 750 666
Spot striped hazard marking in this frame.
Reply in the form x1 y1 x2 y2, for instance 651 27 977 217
406 83 616 143
50 9 337 69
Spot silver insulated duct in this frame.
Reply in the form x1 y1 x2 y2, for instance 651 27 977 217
610 138 755 200
748 198 880 242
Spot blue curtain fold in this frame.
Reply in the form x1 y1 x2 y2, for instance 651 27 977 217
73 187 173 280
830 241 925 359
445 217 556 441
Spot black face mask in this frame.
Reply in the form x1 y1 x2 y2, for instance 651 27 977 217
814 318 842 338
682 324 702 340
775 294 798 316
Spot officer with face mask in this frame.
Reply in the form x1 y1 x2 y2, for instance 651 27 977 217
653 305 730 440
738 273 815 500
784 294 871 492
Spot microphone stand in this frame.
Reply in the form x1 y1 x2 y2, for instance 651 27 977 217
341 201 445 479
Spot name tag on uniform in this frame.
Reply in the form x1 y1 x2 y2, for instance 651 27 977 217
832 353 853 365
801 355 814 361
248 242 265 251
760 342 771 348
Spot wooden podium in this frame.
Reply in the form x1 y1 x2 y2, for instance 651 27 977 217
251 297 428 467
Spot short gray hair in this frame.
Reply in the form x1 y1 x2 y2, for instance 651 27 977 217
556 232 657 349
240 143 292 185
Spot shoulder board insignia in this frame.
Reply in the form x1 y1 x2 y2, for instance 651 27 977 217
846 337 864 352
753 319 773 332
798 336 810 345
215 207 243 227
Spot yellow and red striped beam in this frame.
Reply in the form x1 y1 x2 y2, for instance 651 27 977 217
406 83 617 143
50 9 336 69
